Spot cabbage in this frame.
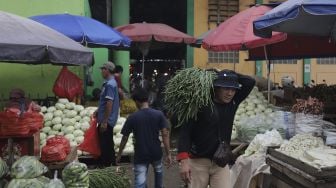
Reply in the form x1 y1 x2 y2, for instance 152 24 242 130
74 105 84 112
70 141 77 147
48 130 58 136
66 110 77 118
73 130 84 137
44 121 52 127
75 136 84 144
74 116 81 122
42 127 51 133
65 102 75 110
65 134 75 141
69 118 77 125
114 125 123 134
81 122 90 131
47 135 55 139
58 98 69 104
74 123 81 130
80 110 88 117
62 118 72 126
53 110 63 117
52 117 62 125
55 103 66 111
83 116 90 123
53 124 62 131
246 105 254 111
47 107 56 113
41 106 47 113
65 126 75 134
57 132 65 136
44 113 53 121
40 133 47 140
77 150 83 156
87 110 96 116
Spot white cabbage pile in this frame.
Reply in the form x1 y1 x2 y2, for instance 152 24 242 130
113 118 134 155
233 87 275 141
40 98 96 156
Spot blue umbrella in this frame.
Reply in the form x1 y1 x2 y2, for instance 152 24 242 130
30 14 131 48
254 0 336 39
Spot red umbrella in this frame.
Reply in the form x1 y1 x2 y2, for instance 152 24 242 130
202 5 286 51
116 22 195 44
202 5 287 101
116 22 195 86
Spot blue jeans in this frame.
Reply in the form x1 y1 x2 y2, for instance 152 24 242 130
134 159 163 188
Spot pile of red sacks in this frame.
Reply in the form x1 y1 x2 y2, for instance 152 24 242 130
41 136 71 163
0 111 43 136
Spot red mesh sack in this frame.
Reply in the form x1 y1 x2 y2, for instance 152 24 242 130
0 111 30 136
78 117 101 158
19 112 44 134
41 144 67 162
46 136 71 155
53 66 83 101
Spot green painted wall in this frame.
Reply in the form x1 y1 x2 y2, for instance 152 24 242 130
112 0 130 92
303 59 311 85
0 0 108 99
186 0 194 68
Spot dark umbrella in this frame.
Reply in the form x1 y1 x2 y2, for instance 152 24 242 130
0 11 93 65
254 0 336 39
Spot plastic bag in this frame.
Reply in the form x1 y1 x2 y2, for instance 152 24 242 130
53 66 83 101
46 135 70 154
78 117 101 158
62 161 89 188
0 157 8 178
41 145 67 163
46 171 65 188
295 113 324 135
11 156 48 179
7 178 44 188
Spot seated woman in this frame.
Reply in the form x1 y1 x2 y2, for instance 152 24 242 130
5 89 41 115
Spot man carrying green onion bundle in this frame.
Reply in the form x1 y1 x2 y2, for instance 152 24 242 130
177 70 255 188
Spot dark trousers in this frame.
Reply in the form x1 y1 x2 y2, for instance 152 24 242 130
98 124 116 166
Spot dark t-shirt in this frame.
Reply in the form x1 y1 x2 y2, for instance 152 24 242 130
121 108 168 164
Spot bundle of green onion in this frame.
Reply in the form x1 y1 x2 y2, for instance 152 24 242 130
164 68 217 127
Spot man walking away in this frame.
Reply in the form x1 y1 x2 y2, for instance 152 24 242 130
117 88 172 188
97 61 120 166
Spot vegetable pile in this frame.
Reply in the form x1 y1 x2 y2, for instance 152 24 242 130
164 68 217 127
40 98 96 156
233 87 286 141
89 166 131 188
62 161 89 188
244 129 283 156
8 156 50 188
0 157 8 179
291 97 324 115
113 117 134 155
277 134 336 169
277 134 324 158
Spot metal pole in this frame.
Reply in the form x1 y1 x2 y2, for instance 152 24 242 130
263 46 271 103
142 54 145 88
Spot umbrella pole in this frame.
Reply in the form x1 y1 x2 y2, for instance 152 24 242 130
142 54 145 88
263 46 271 103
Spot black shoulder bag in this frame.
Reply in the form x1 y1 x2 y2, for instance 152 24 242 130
212 106 234 168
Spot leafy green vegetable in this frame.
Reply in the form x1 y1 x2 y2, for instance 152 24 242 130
164 68 217 127
89 167 130 188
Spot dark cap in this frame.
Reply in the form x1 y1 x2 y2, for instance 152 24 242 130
213 71 240 89
100 61 115 72
9 88 25 99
